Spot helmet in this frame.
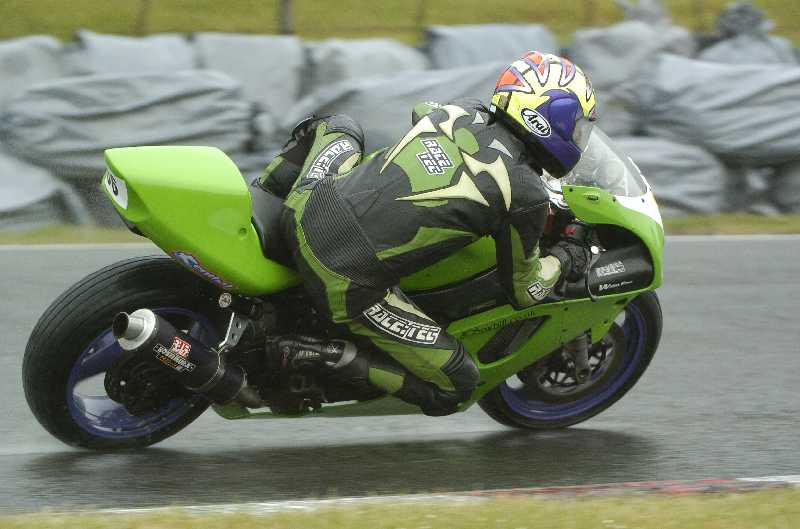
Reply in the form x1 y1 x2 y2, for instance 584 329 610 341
491 51 597 178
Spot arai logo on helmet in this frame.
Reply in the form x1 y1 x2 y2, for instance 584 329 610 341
520 108 551 138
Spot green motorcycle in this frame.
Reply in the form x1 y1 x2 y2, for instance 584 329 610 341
23 129 664 450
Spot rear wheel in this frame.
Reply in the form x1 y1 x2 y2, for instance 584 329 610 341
479 292 662 429
23 256 222 450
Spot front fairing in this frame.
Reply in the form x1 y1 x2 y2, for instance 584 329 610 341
402 129 665 293
548 128 665 290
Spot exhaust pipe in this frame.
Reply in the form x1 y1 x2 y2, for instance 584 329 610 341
113 308 260 407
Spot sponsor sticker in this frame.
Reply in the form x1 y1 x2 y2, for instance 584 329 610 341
154 342 197 373
416 139 454 175
170 336 192 358
103 169 129 209
598 280 634 292
521 108 551 138
526 281 551 301
461 307 540 336
595 260 626 278
171 251 236 290
363 304 442 345
306 139 356 180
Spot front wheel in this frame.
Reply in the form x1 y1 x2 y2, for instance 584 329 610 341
479 291 662 429
23 256 223 450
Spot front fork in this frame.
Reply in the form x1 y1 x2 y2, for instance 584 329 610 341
562 333 591 383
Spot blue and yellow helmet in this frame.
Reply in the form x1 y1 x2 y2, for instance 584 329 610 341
491 51 598 178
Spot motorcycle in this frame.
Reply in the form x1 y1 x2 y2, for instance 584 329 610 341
23 128 664 450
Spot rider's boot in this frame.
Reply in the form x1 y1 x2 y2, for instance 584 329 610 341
268 336 356 371
267 335 377 395
266 336 470 416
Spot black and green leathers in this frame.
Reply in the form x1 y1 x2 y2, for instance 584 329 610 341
259 101 562 415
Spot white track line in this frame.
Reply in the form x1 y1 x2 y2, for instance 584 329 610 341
101 493 482 516
67 475 799 517
738 475 800 483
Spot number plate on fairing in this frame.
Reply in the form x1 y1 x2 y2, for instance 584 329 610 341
103 169 129 209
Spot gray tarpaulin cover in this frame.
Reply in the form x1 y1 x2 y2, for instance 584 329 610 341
0 36 65 110
615 136 728 215
698 1 796 65
307 38 429 89
700 0 796 65
569 21 695 91
0 70 252 178
698 34 796 65
64 30 196 75
569 21 695 137
595 96 640 138
719 167 781 215
285 62 505 152
618 0 673 25
194 33 304 116
424 24 557 69
629 53 800 165
0 150 90 229
773 161 800 213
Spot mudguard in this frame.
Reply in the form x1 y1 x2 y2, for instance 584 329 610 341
103 146 299 295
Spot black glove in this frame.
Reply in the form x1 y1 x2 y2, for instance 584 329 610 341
548 222 592 283
279 115 324 165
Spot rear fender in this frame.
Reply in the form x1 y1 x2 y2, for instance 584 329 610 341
103 146 300 295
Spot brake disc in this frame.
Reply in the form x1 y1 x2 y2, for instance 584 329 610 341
521 323 627 402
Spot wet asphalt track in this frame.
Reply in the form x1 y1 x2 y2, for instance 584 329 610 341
0 237 798 512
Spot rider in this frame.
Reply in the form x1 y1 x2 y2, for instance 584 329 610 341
257 51 596 416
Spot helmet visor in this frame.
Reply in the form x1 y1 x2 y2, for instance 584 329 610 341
562 128 648 197
572 118 594 152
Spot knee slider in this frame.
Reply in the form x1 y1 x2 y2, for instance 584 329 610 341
397 378 459 417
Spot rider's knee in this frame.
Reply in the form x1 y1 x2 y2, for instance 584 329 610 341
394 343 480 417
396 378 460 417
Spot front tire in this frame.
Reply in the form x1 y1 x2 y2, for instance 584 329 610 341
23 256 222 450
479 291 662 429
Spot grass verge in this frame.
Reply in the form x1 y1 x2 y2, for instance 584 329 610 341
662 214 800 235
0 225 144 245
1 488 798 529
1 0 799 44
1 215 800 246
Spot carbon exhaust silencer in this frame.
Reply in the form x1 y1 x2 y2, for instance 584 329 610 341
112 308 259 406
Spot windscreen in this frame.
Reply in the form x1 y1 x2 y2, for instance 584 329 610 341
560 128 648 197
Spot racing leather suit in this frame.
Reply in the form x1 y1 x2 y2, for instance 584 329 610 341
258 100 562 415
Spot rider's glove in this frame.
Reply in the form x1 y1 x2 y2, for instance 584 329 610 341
548 222 592 283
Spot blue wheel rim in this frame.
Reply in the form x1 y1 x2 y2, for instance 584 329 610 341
66 307 218 440
499 302 646 422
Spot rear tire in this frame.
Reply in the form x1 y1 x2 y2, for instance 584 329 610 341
479 291 662 429
23 256 222 450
